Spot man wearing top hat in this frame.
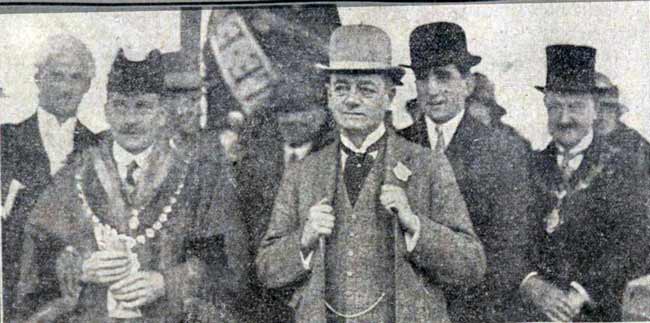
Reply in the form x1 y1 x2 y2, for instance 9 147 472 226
520 44 650 322
15 49 249 323
592 71 650 175
256 24 486 323
1 34 104 320
396 22 534 323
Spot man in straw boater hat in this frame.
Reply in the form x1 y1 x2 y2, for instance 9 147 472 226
256 24 486 323
396 22 534 323
520 44 650 322
204 6 341 322
15 49 250 323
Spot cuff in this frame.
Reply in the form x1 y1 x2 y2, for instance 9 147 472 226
405 215 421 252
300 251 314 270
570 281 593 304
520 271 539 288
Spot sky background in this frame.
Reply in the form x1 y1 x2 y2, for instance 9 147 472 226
1 2 648 150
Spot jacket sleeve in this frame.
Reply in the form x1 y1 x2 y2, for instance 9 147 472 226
255 164 312 289
483 146 535 293
408 152 486 288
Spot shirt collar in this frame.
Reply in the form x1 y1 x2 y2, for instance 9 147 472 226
425 108 465 149
37 107 77 131
340 123 386 154
556 128 594 157
112 141 153 171
284 142 313 161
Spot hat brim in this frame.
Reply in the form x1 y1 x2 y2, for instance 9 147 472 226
534 86 610 94
315 63 405 85
400 54 482 70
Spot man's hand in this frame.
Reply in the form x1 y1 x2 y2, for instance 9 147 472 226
521 276 576 322
81 251 132 285
110 271 166 309
301 198 335 252
566 288 588 317
380 184 419 234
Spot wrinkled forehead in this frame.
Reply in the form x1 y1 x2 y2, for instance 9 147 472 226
544 91 594 105
329 72 387 87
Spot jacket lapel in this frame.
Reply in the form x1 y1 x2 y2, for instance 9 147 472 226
20 115 51 181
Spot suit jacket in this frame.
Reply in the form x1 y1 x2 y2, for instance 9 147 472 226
1 114 103 319
527 135 650 322
15 135 250 323
256 129 486 323
397 102 534 322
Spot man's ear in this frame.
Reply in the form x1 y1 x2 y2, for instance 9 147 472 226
388 86 397 101
464 74 476 97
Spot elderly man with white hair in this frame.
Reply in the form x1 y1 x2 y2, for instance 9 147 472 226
1 33 103 320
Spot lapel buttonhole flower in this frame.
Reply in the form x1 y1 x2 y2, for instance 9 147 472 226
393 162 412 182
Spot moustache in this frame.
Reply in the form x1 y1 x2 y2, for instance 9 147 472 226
556 123 579 131
117 124 144 135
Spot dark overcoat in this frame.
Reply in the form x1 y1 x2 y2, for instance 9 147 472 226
397 101 535 322
525 135 650 321
15 136 250 323
256 130 486 323
1 114 103 319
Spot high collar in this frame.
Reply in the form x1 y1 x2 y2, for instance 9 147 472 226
340 123 386 154
424 108 465 150
37 107 77 130
112 142 153 172
556 129 594 157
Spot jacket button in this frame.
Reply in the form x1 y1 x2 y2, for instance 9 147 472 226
346 271 353 277
347 250 354 257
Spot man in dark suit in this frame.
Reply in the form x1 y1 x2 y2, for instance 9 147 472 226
396 22 534 323
256 24 486 323
1 34 103 319
520 45 650 322
16 48 249 323
593 71 650 175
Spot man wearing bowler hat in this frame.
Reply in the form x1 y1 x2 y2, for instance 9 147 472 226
396 22 534 323
521 44 650 322
256 25 486 323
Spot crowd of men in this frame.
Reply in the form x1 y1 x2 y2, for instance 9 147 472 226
3 6 650 323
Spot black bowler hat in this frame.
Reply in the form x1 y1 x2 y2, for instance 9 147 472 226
107 49 164 94
401 22 481 76
535 44 604 93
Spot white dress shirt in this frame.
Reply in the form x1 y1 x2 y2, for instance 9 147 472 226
38 108 78 175
556 129 594 173
112 142 153 185
301 123 420 269
424 109 465 152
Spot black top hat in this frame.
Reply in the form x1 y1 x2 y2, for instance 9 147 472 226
401 22 481 76
535 44 603 94
107 49 164 94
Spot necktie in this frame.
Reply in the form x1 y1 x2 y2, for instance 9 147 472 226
559 152 579 181
341 145 376 206
434 125 445 154
125 161 139 203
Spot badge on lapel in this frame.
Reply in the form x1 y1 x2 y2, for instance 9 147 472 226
545 208 563 234
393 161 412 183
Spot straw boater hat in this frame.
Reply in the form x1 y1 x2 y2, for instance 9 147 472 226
315 25 405 85
535 44 607 94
